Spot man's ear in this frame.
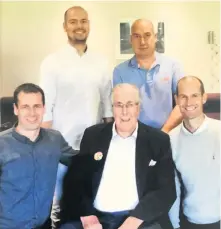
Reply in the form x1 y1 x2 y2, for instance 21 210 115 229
202 93 207 104
130 34 132 44
154 33 157 42
63 22 66 32
13 103 18 116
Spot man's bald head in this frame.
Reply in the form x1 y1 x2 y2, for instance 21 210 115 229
175 76 207 120
176 76 205 96
64 6 88 24
63 6 90 45
130 18 157 58
131 19 155 34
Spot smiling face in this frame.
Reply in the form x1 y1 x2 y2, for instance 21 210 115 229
63 7 90 45
130 19 157 58
113 84 140 136
14 92 45 132
175 78 207 120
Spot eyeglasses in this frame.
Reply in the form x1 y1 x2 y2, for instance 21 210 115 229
113 102 139 110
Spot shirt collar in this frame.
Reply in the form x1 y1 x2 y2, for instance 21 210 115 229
66 42 88 55
112 122 138 139
12 125 43 144
181 115 209 135
129 52 162 69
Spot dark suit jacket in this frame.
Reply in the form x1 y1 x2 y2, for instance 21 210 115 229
60 122 176 229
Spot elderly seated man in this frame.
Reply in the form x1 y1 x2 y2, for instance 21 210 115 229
60 83 176 229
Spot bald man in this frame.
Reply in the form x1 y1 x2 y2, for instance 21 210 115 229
60 83 176 229
169 76 220 229
113 19 184 133
39 6 113 228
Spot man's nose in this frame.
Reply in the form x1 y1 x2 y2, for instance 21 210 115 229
140 37 145 45
121 105 128 115
76 21 83 28
187 97 194 106
29 108 36 116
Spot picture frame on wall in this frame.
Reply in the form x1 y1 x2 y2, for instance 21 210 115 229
116 20 133 60
116 19 165 59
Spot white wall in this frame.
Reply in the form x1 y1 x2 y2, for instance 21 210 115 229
0 1 220 96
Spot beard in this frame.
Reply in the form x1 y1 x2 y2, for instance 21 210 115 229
74 38 87 44
68 34 88 45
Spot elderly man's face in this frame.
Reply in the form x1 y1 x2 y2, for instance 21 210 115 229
113 85 140 136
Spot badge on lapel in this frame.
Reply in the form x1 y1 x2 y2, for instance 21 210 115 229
94 151 103 161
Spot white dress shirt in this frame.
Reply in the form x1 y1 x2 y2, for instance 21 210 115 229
40 43 112 149
169 116 220 228
94 123 139 212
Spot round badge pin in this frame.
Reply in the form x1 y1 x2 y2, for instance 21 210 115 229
94 152 103 161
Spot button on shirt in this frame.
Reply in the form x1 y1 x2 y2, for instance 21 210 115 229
0 127 74 229
40 44 112 149
113 53 183 128
169 117 220 228
94 124 139 212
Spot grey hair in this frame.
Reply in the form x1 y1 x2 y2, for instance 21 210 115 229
111 83 141 104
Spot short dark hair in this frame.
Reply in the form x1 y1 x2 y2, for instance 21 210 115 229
14 83 45 107
176 76 205 96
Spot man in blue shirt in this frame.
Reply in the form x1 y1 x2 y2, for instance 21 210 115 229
113 19 184 132
0 83 74 229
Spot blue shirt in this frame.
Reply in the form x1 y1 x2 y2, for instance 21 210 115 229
0 127 74 229
113 53 184 128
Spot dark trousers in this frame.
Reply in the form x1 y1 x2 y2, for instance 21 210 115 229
180 215 220 229
60 210 128 229
60 210 162 229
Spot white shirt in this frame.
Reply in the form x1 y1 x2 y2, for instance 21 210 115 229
94 123 139 212
169 116 220 228
40 44 112 149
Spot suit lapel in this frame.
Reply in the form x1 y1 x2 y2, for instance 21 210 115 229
92 122 113 197
135 122 153 198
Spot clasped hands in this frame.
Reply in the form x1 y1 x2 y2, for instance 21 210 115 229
80 215 143 229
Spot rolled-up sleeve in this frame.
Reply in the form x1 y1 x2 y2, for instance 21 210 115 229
39 56 57 122
59 133 77 166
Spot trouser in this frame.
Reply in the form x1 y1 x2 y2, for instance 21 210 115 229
180 215 220 229
59 210 163 229
51 150 79 229
51 147 79 229
51 163 68 228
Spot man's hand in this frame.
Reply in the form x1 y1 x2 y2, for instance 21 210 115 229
161 126 170 133
80 215 102 229
41 120 52 129
118 216 143 229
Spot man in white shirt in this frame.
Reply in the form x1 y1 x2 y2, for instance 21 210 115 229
39 6 113 228
60 83 176 229
169 76 220 229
